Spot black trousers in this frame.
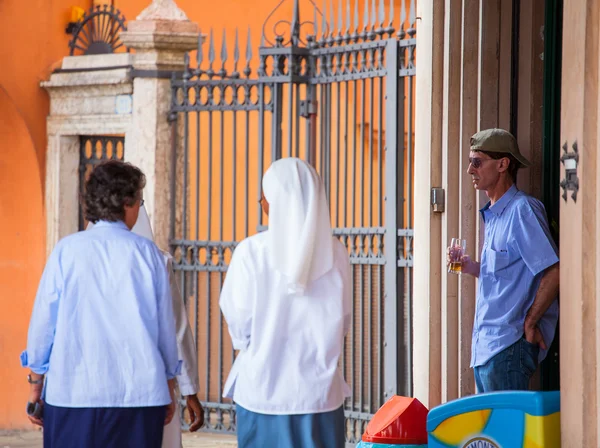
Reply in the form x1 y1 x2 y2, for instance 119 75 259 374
43 403 166 448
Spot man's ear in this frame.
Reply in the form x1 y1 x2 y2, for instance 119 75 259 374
498 157 510 173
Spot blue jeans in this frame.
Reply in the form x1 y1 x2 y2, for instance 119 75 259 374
474 336 539 393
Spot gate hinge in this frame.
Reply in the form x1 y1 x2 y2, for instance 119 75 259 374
299 99 318 118
560 140 579 202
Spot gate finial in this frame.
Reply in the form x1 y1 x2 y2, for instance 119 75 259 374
291 0 301 45
262 0 323 47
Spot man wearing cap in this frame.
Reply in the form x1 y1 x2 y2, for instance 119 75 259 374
454 128 560 392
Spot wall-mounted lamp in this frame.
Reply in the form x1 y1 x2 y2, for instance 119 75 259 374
66 6 85 34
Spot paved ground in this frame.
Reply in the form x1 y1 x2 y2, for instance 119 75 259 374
0 430 237 448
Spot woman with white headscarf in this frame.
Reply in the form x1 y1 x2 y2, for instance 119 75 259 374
87 205 204 448
220 157 352 448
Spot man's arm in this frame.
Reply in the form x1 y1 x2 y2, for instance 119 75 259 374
21 248 63 426
524 262 560 349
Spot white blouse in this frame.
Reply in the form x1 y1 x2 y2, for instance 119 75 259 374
220 232 352 415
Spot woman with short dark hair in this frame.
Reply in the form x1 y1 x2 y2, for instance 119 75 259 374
83 160 146 224
21 160 181 448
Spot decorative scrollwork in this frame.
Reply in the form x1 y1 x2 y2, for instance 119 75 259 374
68 5 128 56
262 0 327 47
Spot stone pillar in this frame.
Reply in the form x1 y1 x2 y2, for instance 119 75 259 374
42 53 134 255
413 0 445 409
120 0 199 252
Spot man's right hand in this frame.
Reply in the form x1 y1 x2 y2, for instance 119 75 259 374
461 255 480 277
446 249 480 277
164 399 175 426
26 385 44 427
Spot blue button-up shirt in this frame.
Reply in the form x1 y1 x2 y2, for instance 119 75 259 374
21 221 181 407
471 185 559 367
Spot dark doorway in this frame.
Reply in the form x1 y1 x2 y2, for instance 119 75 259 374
540 0 563 391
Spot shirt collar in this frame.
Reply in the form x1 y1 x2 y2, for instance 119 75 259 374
479 184 519 217
92 220 130 230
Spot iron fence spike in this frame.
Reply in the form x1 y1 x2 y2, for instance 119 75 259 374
345 0 351 37
378 0 385 28
197 31 203 69
338 0 343 36
291 0 300 45
400 0 406 25
246 27 253 63
314 3 319 40
371 0 376 28
322 0 327 40
208 28 215 64
234 28 240 64
221 28 229 72
354 0 359 36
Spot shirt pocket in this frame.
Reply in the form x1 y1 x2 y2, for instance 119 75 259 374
487 248 511 280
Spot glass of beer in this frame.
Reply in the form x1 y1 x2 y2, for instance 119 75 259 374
448 238 466 274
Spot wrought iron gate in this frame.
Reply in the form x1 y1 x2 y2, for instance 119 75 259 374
169 0 416 442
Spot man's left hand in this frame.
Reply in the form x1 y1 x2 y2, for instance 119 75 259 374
524 321 547 350
186 394 204 432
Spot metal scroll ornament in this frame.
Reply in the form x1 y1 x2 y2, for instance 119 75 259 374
68 5 128 56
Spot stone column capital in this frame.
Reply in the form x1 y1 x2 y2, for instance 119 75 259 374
120 1 200 72
136 0 189 21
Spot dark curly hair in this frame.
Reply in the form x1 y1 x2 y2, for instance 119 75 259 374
83 160 146 224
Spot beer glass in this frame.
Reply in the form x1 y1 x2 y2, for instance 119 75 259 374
448 238 466 274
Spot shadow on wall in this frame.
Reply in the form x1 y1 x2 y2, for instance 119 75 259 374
0 85 45 428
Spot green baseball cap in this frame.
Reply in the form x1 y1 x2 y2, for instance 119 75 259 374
469 128 531 168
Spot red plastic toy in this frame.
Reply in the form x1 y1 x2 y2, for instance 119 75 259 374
362 396 429 445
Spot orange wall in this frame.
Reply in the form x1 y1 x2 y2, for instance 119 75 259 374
0 87 45 427
0 0 84 428
0 0 87 180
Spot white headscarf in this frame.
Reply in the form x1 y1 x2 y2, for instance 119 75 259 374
262 157 334 294
85 205 154 241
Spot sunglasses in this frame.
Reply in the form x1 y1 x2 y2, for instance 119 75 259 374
468 157 496 169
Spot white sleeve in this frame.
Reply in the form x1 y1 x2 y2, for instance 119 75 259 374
219 241 254 351
165 254 200 396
